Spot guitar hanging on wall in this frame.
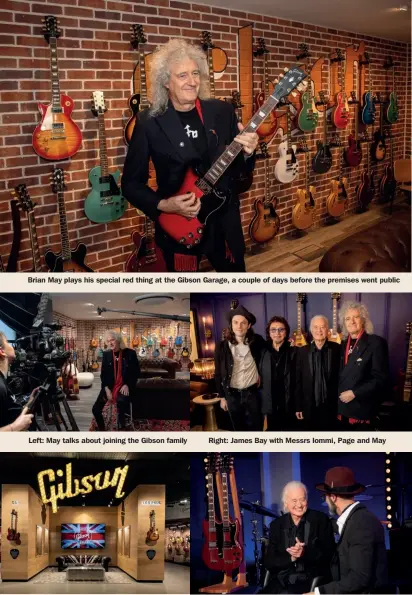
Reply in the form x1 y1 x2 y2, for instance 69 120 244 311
231 91 253 194
384 56 399 124
253 38 277 138
355 130 375 210
32 15 82 161
201 30 228 98
296 43 319 133
45 168 93 272
124 25 150 145
157 66 306 249
292 294 308 347
379 131 396 203
326 134 347 218
274 104 299 183
370 92 387 162
361 52 376 126
312 91 332 173
292 138 316 231
125 216 167 272
330 49 349 129
249 141 280 244
7 510 21 545
344 91 363 167
13 184 44 272
146 510 160 544
85 91 127 223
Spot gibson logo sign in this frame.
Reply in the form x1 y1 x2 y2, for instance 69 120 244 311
37 463 129 513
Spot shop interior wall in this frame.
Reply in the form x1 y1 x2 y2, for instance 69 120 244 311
0 0 408 271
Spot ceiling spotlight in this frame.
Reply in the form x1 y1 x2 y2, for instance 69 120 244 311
106 300 112 303
398 5 408 10
82 495 85 498
84 303 94 307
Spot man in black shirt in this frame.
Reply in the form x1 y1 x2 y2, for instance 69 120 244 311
122 38 258 272
0 331 34 432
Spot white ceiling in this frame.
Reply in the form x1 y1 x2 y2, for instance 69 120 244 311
201 0 411 42
51 293 190 321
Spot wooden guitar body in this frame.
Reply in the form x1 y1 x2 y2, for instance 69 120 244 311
33 95 82 160
344 135 362 167
297 90 319 132
125 230 167 272
84 167 127 223
331 92 349 129
356 171 375 209
274 141 299 183
249 197 280 244
328 329 342 344
326 178 347 218
222 517 242 572
386 92 399 123
312 141 332 174
371 131 386 161
201 518 224 570
361 91 376 125
146 528 160 542
45 243 94 272
292 331 307 347
292 187 315 230
379 165 396 201
124 93 141 145
254 91 277 138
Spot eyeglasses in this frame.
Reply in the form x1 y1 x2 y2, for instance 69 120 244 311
270 328 286 333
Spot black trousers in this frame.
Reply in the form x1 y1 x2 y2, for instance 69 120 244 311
92 390 130 430
226 384 262 431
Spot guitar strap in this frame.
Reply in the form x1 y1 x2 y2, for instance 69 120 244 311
6 200 21 272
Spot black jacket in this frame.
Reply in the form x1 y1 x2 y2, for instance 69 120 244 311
265 509 335 590
0 371 21 427
338 333 389 420
260 341 297 416
318 504 388 594
214 334 265 398
99 348 140 399
295 341 341 419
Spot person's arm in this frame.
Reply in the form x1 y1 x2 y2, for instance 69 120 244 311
317 518 377 594
264 520 294 573
0 407 33 432
351 337 389 402
121 111 165 220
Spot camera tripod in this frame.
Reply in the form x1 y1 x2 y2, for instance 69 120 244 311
29 368 79 432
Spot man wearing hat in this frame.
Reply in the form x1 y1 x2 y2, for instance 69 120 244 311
305 466 388 594
214 303 265 430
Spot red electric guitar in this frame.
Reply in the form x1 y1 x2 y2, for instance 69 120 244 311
202 453 224 570
253 38 277 138
32 16 82 160
125 216 166 272
157 66 306 249
331 49 349 130
219 454 242 572
356 131 375 210
7 510 21 545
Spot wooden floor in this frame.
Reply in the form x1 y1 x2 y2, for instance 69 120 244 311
244 199 409 273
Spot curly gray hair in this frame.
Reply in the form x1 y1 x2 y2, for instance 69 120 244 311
149 38 210 117
105 330 126 350
339 301 374 337
281 481 308 513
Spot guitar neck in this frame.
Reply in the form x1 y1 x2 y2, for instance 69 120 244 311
305 151 309 193
404 333 412 400
97 112 109 177
286 107 292 151
206 472 217 532
208 48 215 98
57 190 72 260
221 471 231 532
201 92 280 188
297 301 302 336
49 37 62 111
138 49 149 108
332 297 338 332
264 158 270 205
27 211 43 272
264 52 269 98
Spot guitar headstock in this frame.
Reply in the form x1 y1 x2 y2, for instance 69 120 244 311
296 293 306 303
350 90 358 103
51 168 66 193
296 42 310 61
204 453 219 474
91 91 107 116
201 31 214 50
384 55 394 69
331 48 343 63
254 37 268 56
259 141 269 159
331 292 341 300
271 66 307 103
406 322 412 335
362 129 371 143
231 90 243 109
317 90 329 106
363 51 371 64
12 184 35 212
330 133 342 147
299 136 309 153
42 15 61 42
130 24 146 49
218 453 234 474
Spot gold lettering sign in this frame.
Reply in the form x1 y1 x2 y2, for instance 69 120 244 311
37 463 129 513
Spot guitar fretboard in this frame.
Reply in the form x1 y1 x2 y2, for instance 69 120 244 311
49 37 62 112
27 211 42 272
138 49 149 109
97 112 109 177
57 190 71 261
206 473 216 531
332 298 338 332
208 48 215 98
221 471 230 531
297 301 302 337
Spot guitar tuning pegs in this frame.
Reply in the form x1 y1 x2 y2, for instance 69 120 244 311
283 67 288 72
274 78 279 83
279 73 284 78
292 92 297 97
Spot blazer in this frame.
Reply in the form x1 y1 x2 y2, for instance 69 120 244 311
295 341 341 418
122 98 255 222
318 504 388 594
338 333 389 420
265 509 335 588
99 348 140 399
214 334 265 398
260 341 297 416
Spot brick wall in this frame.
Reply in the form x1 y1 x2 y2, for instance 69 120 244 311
0 0 408 271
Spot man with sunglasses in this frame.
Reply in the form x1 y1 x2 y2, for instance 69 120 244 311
260 316 297 430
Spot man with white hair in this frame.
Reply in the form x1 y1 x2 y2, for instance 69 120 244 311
294 315 341 430
122 38 258 273
337 301 389 429
264 481 334 593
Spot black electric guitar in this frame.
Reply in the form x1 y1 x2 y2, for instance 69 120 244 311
231 90 253 194
45 169 94 272
312 91 332 173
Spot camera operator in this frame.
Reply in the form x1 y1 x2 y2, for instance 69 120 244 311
0 331 37 432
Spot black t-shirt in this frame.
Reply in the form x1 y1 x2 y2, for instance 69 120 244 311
177 107 210 167
0 371 20 427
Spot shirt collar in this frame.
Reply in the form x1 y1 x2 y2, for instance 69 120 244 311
336 501 359 534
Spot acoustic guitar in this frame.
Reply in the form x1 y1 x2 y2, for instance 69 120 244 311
327 293 342 344
379 132 396 203
124 216 166 272
45 169 93 272
124 25 150 145
292 138 316 231
326 134 348 218
296 43 319 133
312 91 332 174
85 91 127 223
146 510 160 544
274 105 299 184
249 141 280 244
157 66 306 249
231 91 253 194
253 38 277 138
360 52 376 126
13 184 44 272
384 56 399 124
330 49 349 129
32 16 82 161
355 131 375 210
292 294 308 347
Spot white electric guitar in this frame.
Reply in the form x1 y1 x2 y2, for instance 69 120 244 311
274 105 299 184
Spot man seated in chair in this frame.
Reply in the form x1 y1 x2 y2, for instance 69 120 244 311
263 481 335 594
